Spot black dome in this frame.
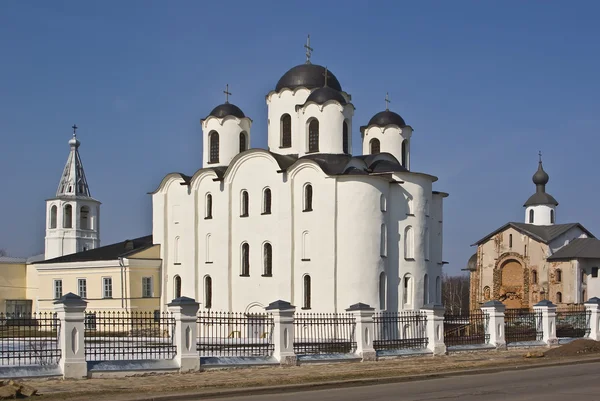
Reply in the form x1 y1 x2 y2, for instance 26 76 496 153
305 86 347 106
368 110 406 128
276 64 342 92
207 103 245 119
532 162 549 185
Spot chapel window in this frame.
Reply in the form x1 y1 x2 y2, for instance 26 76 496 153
592 267 598 278
370 138 380 155
204 276 212 309
532 270 538 284
241 190 249 217
239 132 247 153
263 243 272 277
174 275 182 298
241 243 250 276
509 234 513 248
50 205 57 229
401 140 408 167
556 269 562 283
63 204 72 228
303 275 311 309
556 292 563 303
308 119 319 153
205 193 213 219
342 121 349 154
281 114 292 148
303 184 313 212
404 226 414 259
80 206 90 229
263 188 272 215
209 131 219 163
529 209 534 224
550 209 555 224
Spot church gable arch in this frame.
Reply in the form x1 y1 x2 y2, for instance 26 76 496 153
493 253 528 309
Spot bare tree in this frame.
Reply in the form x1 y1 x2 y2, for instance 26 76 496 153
0 249 7 257
442 273 470 314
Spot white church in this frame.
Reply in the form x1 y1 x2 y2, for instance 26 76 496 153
0 41 448 315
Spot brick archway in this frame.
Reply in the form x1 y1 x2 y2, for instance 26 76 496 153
493 253 529 309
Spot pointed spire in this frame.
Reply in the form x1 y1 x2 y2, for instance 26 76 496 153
532 150 549 191
56 125 91 198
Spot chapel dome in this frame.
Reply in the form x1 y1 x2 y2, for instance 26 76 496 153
207 103 245 119
305 86 347 106
275 64 342 92
368 110 407 128
532 163 549 186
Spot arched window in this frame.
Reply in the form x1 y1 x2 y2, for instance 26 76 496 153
263 188 272 215
209 131 219 163
529 209 534 224
532 270 538 284
80 206 90 229
524 245 528 257
379 272 387 310
401 141 407 167
174 275 182 299
281 114 292 148
380 224 387 257
509 234 513 248
423 274 429 304
550 209 555 224
403 274 413 307
380 194 386 212
308 119 319 153
556 292 563 303
483 286 491 300
302 231 310 260
342 121 349 154
370 138 380 155
174 236 181 264
404 226 414 259
407 197 414 215
63 204 72 228
436 276 441 303
241 243 250 276
263 243 272 276
204 276 212 309
424 227 430 260
50 205 57 229
556 269 562 283
205 234 212 263
241 190 249 217
303 184 313 212
303 275 311 309
239 132 247 153
205 193 213 219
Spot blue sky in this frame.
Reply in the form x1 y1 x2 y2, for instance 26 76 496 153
1 1 599 275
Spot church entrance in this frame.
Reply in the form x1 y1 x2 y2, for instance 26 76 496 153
499 260 525 309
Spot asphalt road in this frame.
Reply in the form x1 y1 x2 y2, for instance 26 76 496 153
195 361 600 401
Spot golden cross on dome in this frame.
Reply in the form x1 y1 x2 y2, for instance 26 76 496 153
304 34 313 64
223 84 232 103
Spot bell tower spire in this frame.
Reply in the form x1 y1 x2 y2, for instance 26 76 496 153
523 151 558 226
45 125 101 260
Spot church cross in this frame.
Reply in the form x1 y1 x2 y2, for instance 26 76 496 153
385 92 391 111
538 150 542 163
223 84 232 103
322 66 330 87
304 34 313 64
72 124 78 137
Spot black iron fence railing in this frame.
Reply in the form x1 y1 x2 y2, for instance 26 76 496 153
373 311 428 351
556 310 590 338
505 309 543 343
0 312 61 366
197 311 274 357
84 311 176 361
293 313 356 355
444 311 489 346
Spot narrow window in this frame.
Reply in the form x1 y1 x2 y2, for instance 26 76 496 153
424 227 430 260
281 114 292 148
263 243 272 276
302 231 310 261
239 132 247 153
532 270 538 284
379 272 387 310
78 279 87 299
205 194 213 219
404 226 414 259
303 275 311 309
380 194 386 212
582 270 586 283
263 188 272 214
592 267 598 278
204 276 212 309
241 190 249 217
303 184 313 212
174 275 182 298
54 279 63 300
142 277 153 298
63 204 72 228
556 269 562 283
423 274 429 304
174 236 181 264
241 243 250 276
370 138 380 155
80 206 90 229
557 292 563 303
529 209 534 224
205 234 212 263
102 277 113 299
436 276 441 303
308 119 319 153
50 205 57 229
380 224 387 257
342 121 349 154
401 141 407 167
403 274 413 306
209 131 219 163
550 209 555 224
524 245 528 257
509 234 513 248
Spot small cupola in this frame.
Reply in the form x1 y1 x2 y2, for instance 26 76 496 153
524 152 558 225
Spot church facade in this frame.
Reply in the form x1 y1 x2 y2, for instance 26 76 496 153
152 56 448 313
467 156 600 309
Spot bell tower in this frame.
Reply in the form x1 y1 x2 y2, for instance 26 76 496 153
45 125 101 260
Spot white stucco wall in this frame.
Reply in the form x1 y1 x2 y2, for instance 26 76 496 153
297 102 354 156
362 126 412 168
266 88 311 155
202 116 252 168
525 204 556 226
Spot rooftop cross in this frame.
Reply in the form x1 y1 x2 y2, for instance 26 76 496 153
539 150 542 163
322 66 330 87
72 124 78 137
304 34 313 64
223 84 232 103
385 92 391 111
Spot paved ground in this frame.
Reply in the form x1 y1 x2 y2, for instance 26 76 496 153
195 361 600 401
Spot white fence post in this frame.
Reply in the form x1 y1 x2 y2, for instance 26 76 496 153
584 297 600 340
533 300 557 346
481 300 506 350
265 300 297 366
421 303 446 355
167 296 200 372
53 293 88 379
346 303 376 361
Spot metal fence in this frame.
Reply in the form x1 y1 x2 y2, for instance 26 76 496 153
84 311 176 361
373 311 428 351
444 311 489 346
0 312 61 366
505 309 543 343
556 309 590 339
293 313 356 355
197 311 274 357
